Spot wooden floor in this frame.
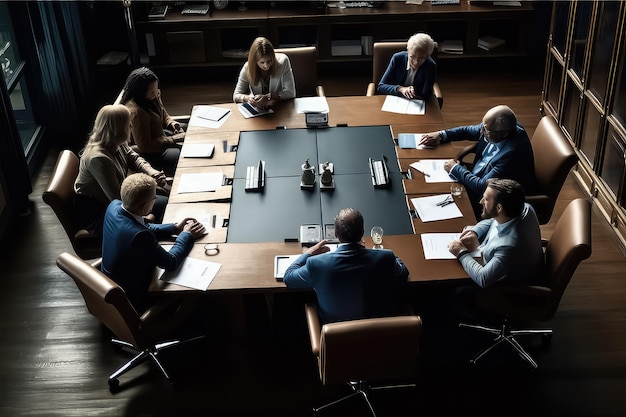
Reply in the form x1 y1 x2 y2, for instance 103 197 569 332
2 62 626 417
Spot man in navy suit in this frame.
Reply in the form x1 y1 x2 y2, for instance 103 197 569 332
420 105 537 217
101 173 206 314
377 32 437 100
283 208 409 324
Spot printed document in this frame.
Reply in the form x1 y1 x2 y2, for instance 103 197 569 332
421 233 481 260
381 95 425 115
158 256 221 290
410 159 456 183
190 105 231 128
411 194 463 222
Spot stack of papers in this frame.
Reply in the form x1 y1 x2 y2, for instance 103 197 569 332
478 35 505 51
411 194 463 222
381 95 425 115
410 160 455 183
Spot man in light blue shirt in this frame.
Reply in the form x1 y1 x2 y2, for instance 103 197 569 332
448 178 543 288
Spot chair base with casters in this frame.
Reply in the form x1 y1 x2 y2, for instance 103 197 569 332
459 317 552 369
108 335 204 390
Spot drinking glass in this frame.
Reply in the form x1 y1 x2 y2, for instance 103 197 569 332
371 226 384 249
450 183 463 197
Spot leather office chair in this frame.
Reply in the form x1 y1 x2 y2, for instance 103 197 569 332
56 252 204 390
459 198 592 368
42 150 102 260
365 41 443 109
275 46 325 97
455 115 578 224
305 303 422 416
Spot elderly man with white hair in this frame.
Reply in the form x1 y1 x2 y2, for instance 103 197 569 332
376 32 437 99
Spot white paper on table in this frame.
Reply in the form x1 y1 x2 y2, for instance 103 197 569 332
410 159 456 183
411 194 463 222
158 257 221 290
189 105 231 128
177 172 225 193
420 233 481 260
274 244 339 280
180 143 215 158
295 96 329 114
381 95 425 115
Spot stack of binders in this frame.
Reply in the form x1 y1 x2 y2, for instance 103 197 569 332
477 35 506 51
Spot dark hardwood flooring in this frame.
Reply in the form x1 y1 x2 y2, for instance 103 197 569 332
2 62 626 416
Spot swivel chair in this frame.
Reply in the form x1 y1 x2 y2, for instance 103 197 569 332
455 115 578 224
56 252 204 390
42 150 102 260
365 41 443 109
305 302 422 416
459 198 592 368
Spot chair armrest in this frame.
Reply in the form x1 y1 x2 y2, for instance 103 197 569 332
316 85 325 97
90 258 103 269
305 303 322 357
433 82 443 109
525 194 550 204
366 82 376 97
456 143 478 162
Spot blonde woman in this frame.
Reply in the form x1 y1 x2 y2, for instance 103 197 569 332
233 37 296 109
74 104 168 235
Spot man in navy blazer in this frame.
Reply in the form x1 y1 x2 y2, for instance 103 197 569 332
101 173 206 313
377 33 437 100
283 208 409 324
420 105 537 217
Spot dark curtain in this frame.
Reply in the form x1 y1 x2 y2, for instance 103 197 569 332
31 1 91 148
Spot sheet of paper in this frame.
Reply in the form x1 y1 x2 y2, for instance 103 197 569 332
158 256 221 290
274 244 339 280
189 105 231 128
398 133 434 150
381 95 425 115
177 172 225 193
421 233 481 260
410 159 456 183
237 102 274 119
411 194 463 222
295 96 330 114
195 106 230 121
180 143 215 158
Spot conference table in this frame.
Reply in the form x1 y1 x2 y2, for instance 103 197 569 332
153 94 475 295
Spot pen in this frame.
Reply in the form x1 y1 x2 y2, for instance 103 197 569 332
216 110 230 122
201 266 208 276
413 168 430 177
440 200 454 207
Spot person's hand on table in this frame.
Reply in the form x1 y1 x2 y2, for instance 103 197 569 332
419 131 442 147
172 132 185 142
176 217 206 240
304 239 330 256
459 228 479 252
448 239 469 258
443 158 458 173
398 85 415 99
248 93 271 109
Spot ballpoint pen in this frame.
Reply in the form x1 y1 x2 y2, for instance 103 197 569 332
413 168 430 177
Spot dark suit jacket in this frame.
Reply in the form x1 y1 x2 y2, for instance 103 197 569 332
443 122 537 212
377 51 437 99
101 200 195 313
283 243 409 324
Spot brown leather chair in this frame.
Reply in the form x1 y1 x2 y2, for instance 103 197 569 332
275 46 325 97
305 303 422 416
56 252 204 391
455 115 578 224
459 198 592 368
42 150 102 260
365 41 443 109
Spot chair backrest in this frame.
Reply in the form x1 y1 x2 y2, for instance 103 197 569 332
319 315 422 385
542 198 592 318
42 150 102 259
275 46 318 97
372 41 407 85
56 252 146 348
530 115 579 223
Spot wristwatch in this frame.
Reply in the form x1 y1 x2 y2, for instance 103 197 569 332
456 249 469 259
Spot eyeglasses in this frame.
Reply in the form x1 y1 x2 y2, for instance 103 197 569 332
204 243 219 256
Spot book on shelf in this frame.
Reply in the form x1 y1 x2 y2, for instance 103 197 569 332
439 40 464 54
148 5 168 19
477 35 506 51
